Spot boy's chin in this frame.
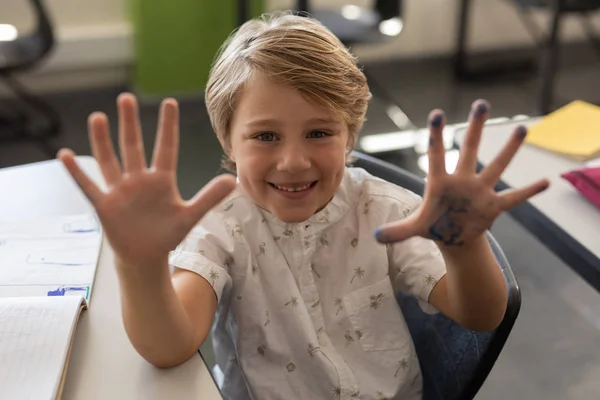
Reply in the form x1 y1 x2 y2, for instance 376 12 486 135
270 207 317 224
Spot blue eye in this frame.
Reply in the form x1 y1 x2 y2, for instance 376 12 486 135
256 132 277 142
308 131 329 139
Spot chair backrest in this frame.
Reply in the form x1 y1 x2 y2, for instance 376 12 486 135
296 0 404 20
351 151 522 400
0 0 55 73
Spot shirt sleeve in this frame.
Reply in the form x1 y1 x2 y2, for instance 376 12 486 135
168 211 234 303
384 190 447 314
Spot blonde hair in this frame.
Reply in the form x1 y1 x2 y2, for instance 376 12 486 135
205 11 372 171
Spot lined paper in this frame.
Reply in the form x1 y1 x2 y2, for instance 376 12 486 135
0 214 102 302
0 296 84 400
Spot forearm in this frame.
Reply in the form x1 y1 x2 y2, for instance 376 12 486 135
439 235 508 331
116 257 198 368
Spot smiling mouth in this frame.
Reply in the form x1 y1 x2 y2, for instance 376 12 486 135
268 181 318 192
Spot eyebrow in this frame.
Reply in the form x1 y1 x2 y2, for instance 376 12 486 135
245 117 341 128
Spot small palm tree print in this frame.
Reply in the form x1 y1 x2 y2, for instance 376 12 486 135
223 203 233 212
355 330 363 340
257 345 266 356
308 342 321 357
264 311 270 327
311 299 321 308
236 295 242 300
369 293 384 309
425 274 438 286
303 236 312 248
319 234 329 247
319 209 330 223
286 362 296 372
350 390 361 398
208 269 219 285
285 297 299 307
376 391 388 400
316 326 324 337
350 266 365 284
283 228 293 237
258 242 266 256
273 236 280 242
333 387 341 397
395 359 409 377
344 330 355 346
363 198 375 215
335 298 343 315
311 263 321 278
252 264 258 275
351 238 358 247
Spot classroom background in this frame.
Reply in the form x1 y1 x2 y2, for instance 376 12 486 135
1 1 600 399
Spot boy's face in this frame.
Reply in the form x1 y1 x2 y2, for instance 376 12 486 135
227 76 350 223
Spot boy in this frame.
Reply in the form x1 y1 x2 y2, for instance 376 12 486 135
58 12 549 400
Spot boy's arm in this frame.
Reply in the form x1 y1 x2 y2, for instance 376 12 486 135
117 257 217 369
428 236 507 332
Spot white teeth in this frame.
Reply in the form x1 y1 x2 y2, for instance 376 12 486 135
274 183 312 192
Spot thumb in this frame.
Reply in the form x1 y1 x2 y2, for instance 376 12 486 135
187 174 237 222
374 219 422 244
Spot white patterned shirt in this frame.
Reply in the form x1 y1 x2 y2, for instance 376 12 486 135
169 167 447 400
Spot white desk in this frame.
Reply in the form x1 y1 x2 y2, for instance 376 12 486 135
455 119 600 292
0 156 223 400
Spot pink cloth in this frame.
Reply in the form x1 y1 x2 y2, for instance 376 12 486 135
561 167 600 209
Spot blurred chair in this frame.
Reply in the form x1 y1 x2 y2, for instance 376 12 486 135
352 151 521 400
293 1 417 132
455 0 600 115
0 0 61 158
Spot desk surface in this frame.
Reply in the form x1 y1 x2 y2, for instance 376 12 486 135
0 157 222 400
455 119 600 290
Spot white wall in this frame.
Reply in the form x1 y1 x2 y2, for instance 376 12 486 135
1 0 599 93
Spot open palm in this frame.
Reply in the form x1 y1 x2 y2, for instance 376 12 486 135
58 94 236 269
376 100 549 246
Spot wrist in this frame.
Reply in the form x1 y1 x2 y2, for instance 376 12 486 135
436 234 489 260
115 255 171 285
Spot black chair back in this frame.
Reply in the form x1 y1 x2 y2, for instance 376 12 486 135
0 0 55 73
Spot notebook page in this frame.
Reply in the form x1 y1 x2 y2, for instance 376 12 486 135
0 296 85 400
0 214 102 303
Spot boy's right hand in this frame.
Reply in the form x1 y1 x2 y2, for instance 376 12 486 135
57 93 236 274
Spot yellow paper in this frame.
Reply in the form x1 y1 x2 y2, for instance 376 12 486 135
525 100 600 160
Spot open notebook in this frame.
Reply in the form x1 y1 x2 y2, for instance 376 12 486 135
0 214 103 400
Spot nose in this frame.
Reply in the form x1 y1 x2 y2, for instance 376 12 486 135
276 142 311 173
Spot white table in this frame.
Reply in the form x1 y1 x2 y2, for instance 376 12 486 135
455 119 600 292
0 156 223 400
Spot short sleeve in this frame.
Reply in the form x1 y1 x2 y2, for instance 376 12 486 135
168 212 234 303
383 191 447 314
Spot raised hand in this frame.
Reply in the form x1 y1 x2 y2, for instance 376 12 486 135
376 100 549 246
58 93 236 270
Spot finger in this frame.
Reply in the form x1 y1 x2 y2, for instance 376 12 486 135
374 216 424 244
456 99 490 174
499 179 550 210
117 93 147 173
57 148 103 205
427 109 447 178
151 98 180 172
479 125 527 185
187 174 238 222
88 112 122 185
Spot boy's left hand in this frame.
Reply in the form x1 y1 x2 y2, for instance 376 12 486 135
375 99 549 247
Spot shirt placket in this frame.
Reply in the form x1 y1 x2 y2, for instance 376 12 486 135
294 223 358 400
